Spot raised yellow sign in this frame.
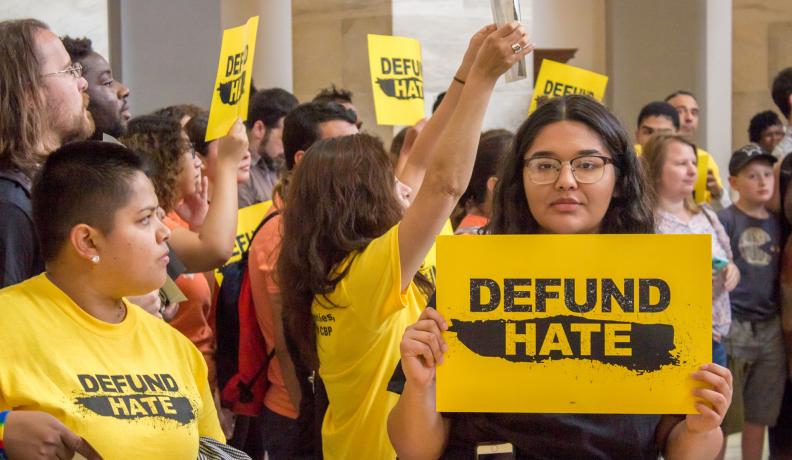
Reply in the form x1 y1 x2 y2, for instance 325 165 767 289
436 234 711 414
529 60 608 113
368 34 424 126
206 16 259 141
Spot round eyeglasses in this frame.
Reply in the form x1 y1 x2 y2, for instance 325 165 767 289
523 155 615 185
42 62 84 79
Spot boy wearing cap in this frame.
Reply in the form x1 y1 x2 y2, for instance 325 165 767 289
718 144 786 460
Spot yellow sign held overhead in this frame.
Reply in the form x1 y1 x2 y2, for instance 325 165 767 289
206 16 259 141
436 234 711 414
529 60 608 113
368 34 424 126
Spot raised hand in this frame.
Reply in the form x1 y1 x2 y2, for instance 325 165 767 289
216 118 249 166
686 363 733 434
400 307 449 388
456 24 498 80
4 411 103 459
469 21 535 82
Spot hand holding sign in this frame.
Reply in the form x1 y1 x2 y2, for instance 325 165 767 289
400 307 449 388
469 21 534 82
216 118 249 167
686 363 733 434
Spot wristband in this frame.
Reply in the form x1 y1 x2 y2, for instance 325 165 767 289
0 410 9 459
453 76 466 85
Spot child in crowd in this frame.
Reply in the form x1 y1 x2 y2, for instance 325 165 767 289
718 144 786 460
388 95 732 459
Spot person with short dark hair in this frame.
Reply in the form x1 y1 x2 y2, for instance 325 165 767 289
664 90 726 207
432 91 446 114
313 84 362 129
634 101 679 147
62 35 131 139
748 110 784 154
0 18 94 288
0 141 223 457
238 88 299 207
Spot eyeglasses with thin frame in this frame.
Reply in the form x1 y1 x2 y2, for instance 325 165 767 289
523 154 615 185
42 62 84 79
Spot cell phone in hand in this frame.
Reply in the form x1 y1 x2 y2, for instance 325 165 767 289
712 256 729 272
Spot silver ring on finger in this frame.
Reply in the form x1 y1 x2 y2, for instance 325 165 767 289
511 42 522 54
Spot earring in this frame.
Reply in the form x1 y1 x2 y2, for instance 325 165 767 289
91 255 100 264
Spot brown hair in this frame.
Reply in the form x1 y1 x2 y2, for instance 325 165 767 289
278 133 432 367
120 115 189 212
0 19 52 176
640 132 700 214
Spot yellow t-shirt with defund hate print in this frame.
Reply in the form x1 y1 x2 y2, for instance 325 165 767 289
314 224 429 460
0 274 223 460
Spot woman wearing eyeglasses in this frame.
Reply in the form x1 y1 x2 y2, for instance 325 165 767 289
641 133 739 369
388 96 733 459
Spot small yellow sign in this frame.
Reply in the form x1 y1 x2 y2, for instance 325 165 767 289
206 16 259 141
694 150 710 204
436 234 711 414
368 34 424 126
529 60 608 113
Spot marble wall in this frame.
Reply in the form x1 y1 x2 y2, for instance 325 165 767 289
292 0 609 143
732 0 792 150
1 0 109 59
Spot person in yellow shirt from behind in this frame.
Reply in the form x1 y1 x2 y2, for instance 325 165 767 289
277 23 534 460
0 141 224 459
634 98 726 207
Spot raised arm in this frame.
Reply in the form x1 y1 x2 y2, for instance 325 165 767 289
168 119 248 272
397 24 495 197
398 22 534 291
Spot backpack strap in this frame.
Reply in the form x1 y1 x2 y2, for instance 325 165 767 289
240 209 281 262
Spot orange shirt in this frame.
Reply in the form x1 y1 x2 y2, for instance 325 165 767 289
164 213 217 389
248 205 298 419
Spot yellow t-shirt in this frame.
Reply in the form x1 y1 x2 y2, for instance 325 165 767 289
635 144 723 203
315 224 428 460
0 274 223 459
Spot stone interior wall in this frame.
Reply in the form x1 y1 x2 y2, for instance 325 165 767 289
732 0 792 150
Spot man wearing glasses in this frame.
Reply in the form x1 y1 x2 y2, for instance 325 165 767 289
0 18 93 289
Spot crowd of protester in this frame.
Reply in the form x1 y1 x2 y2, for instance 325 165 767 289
0 16 791 460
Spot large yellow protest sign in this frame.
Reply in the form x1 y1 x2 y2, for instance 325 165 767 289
368 34 424 126
206 16 258 141
529 60 608 113
436 234 711 414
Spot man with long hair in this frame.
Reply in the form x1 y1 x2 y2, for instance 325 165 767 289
0 18 94 288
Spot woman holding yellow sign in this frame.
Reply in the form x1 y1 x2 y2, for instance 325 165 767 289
388 96 732 459
278 22 534 460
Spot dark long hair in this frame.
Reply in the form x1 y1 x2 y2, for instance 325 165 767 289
488 95 654 235
278 133 432 367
